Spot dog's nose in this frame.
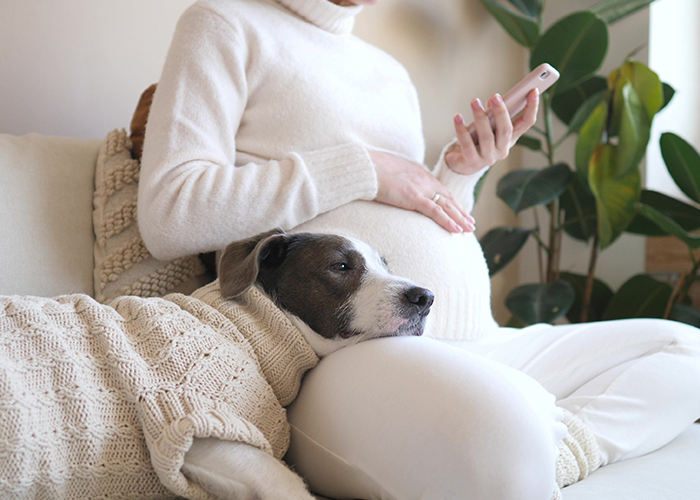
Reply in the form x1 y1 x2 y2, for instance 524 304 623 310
404 287 434 315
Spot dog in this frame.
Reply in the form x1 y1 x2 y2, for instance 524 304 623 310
181 228 434 500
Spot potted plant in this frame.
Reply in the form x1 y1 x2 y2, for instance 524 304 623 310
474 0 700 327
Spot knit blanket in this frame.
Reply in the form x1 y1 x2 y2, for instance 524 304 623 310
0 281 319 500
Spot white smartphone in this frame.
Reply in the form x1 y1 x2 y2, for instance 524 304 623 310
466 63 560 145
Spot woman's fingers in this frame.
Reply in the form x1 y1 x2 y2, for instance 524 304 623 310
439 195 475 231
489 93 513 154
371 150 474 234
445 89 540 175
453 114 480 168
414 197 463 233
472 98 495 160
512 88 540 141
414 194 475 234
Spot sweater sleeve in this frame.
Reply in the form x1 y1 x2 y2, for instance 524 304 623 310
139 6 378 261
430 139 490 214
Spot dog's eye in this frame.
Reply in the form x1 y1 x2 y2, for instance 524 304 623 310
330 262 351 272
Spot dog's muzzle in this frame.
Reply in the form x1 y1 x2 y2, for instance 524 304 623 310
403 286 434 317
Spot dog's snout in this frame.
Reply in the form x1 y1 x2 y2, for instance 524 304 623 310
404 287 434 315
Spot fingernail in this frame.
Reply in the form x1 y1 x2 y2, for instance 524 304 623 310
491 93 503 105
454 113 464 125
454 223 463 233
471 98 484 110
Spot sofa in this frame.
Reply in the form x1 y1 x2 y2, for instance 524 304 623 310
1 130 699 499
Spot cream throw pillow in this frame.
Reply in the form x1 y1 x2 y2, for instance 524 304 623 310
93 129 211 303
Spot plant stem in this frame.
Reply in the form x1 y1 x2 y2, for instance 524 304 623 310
670 251 700 316
664 272 687 320
580 230 600 323
531 125 548 137
533 208 545 284
554 209 564 281
542 92 560 283
626 42 648 62
530 228 550 256
546 200 559 282
543 93 556 164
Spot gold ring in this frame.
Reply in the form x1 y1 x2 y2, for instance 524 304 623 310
431 193 441 203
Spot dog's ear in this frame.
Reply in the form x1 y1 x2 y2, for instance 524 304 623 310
218 228 288 299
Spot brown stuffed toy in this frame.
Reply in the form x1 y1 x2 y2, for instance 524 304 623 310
129 83 218 277
129 83 157 161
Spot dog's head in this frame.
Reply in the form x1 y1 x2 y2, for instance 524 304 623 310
218 229 434 356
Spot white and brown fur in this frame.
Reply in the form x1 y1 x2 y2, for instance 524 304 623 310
182 228 434 500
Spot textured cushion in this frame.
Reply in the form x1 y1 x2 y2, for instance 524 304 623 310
0 133 101 297
92 129 211 303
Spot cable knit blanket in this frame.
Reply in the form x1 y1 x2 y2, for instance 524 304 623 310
0 281 319 500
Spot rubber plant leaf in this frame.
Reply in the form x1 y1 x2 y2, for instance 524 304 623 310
506 280 575 325
479 227 532 277
602 274 672 320
608 61 662 135
613 83 650 178
530 12 608 94
507 0 539 18
660 82 675 111
660 132 700 203
590 0 657 26
551 75 607 125
496 163 572 214
480 0 540 48
670 304 700 329
560 173 597 242
516 135 542 151
575 99 608 177
566 89 608 138
626 190 700 236
636 203 700 250
560 271 614 323
588 144 641 249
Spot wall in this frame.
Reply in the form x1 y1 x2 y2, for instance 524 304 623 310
0 0 193 139
647 0 700 200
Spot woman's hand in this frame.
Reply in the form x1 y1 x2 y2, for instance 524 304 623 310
369 150 475 234
445 88 540 175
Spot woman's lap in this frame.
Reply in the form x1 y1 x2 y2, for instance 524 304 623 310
444 318 700 464
286 336 564 500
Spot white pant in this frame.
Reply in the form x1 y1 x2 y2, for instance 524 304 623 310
285 319 700 500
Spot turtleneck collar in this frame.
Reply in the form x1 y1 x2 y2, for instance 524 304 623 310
274 0 363 35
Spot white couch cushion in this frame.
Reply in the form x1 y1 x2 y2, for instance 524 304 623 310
0 133 101 297
563 424 700 500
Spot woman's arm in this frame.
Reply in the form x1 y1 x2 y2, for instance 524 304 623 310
138 6 377 261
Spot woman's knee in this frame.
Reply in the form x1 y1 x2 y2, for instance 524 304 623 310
286 337 561 500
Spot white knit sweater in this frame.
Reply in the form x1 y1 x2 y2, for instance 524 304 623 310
140 0 498 340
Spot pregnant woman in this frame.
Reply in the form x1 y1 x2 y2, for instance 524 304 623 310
139 0 700 498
